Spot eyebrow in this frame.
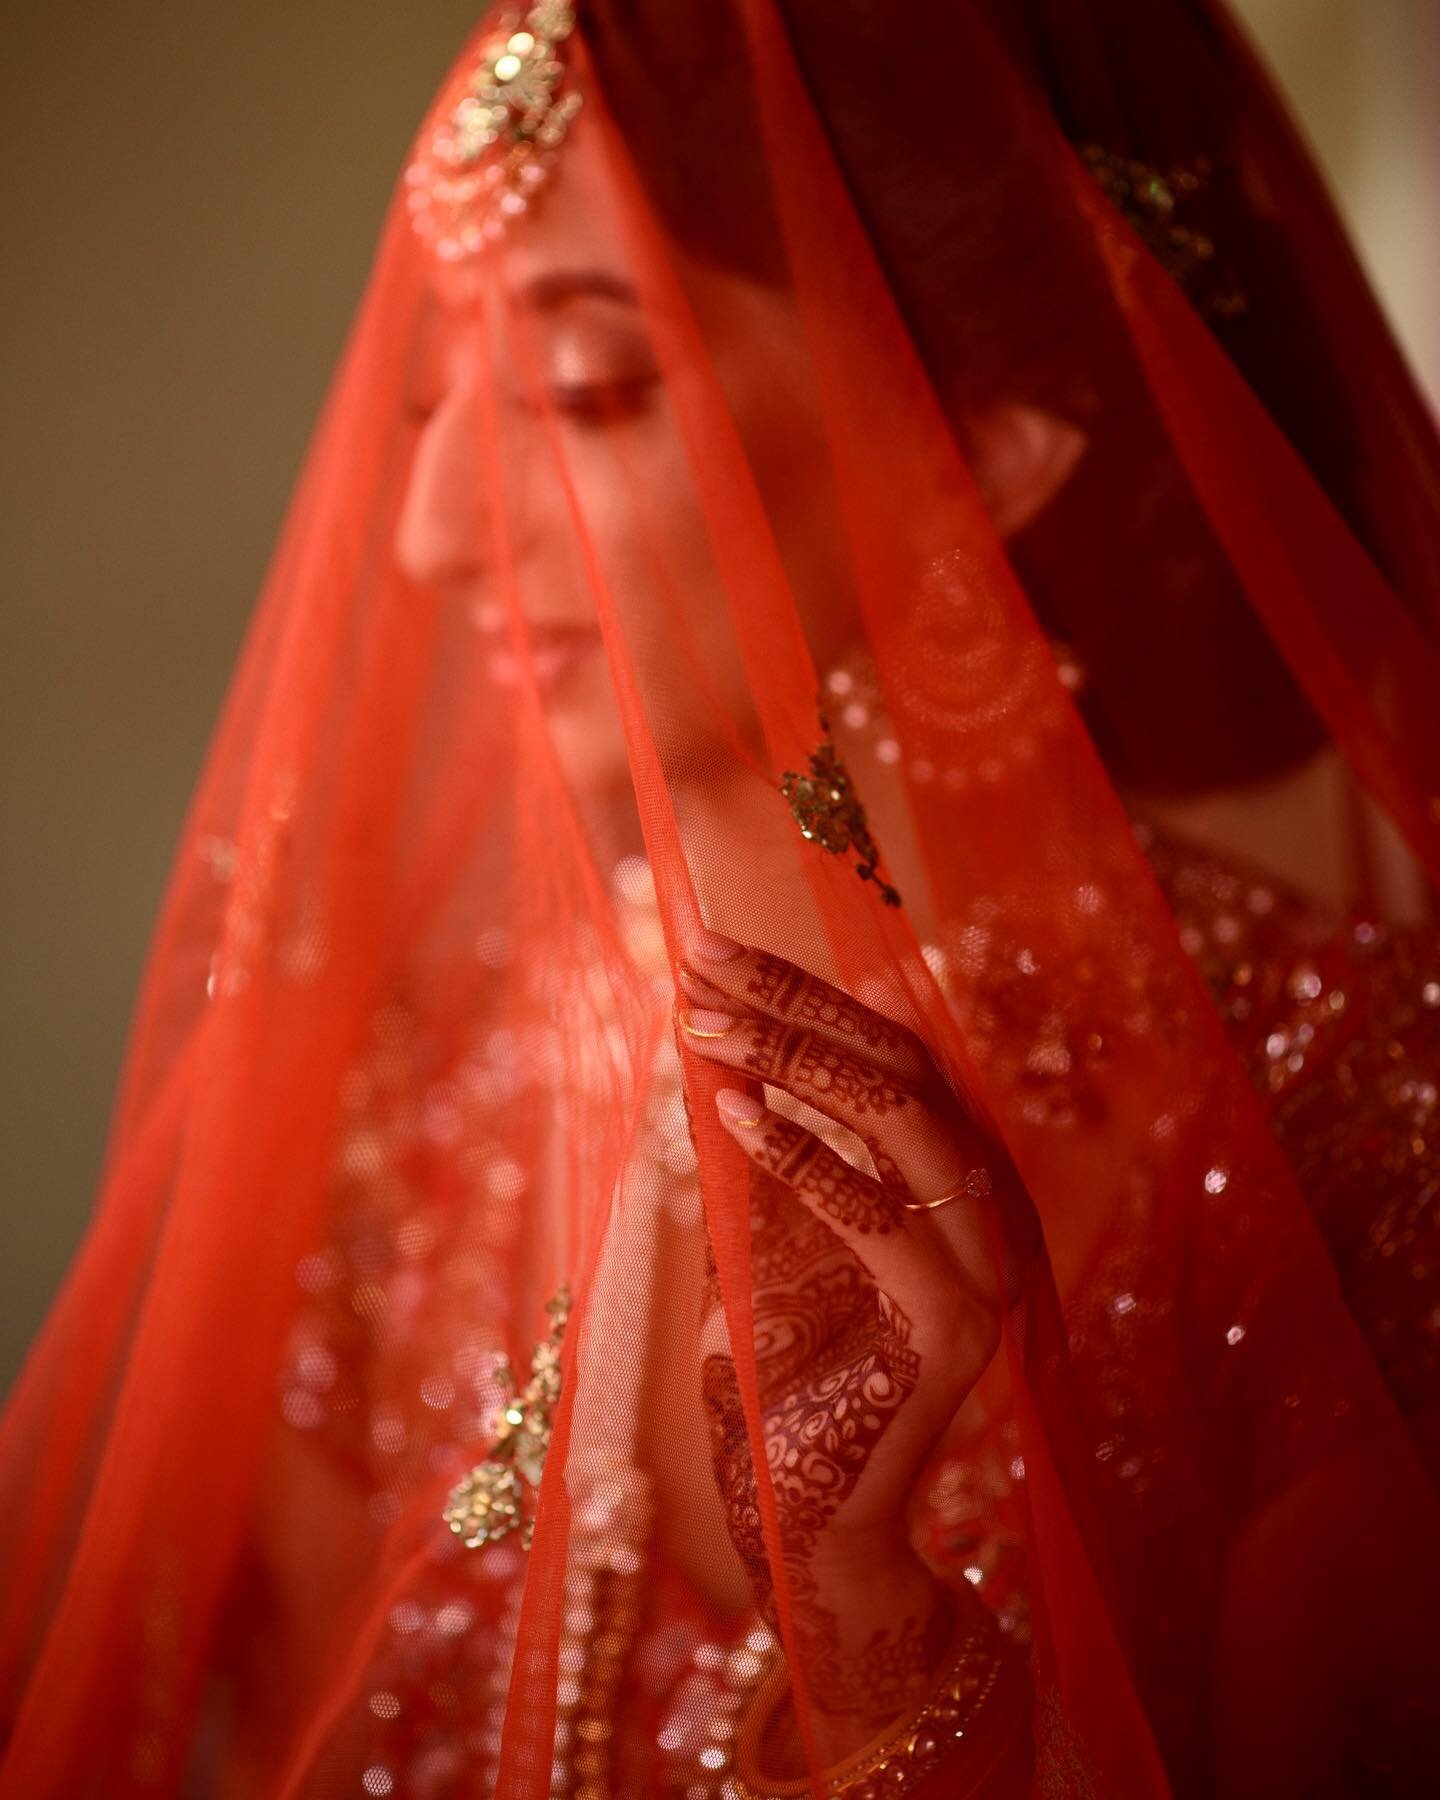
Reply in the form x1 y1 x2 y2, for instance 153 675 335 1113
519 268 640 310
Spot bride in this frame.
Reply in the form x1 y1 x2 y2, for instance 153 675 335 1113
4 3 1440 1794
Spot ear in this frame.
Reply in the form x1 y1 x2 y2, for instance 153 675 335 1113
966 402 1088 538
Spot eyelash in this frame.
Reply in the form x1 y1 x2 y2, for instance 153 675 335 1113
547 372 662 426
406 372 663 432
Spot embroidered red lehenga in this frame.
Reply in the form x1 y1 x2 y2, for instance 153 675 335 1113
4 2 1440 1794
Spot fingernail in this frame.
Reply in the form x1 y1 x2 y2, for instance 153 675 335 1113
682 1007 736 1039
716 1087 765 1127
692 928 743 962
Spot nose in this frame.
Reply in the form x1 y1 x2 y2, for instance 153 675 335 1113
394 376 492 589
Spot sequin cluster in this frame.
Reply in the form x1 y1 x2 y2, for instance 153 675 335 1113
1145 825 1440 1415
357 1470 651 1799
274 997 533 1529
406 2 581 261
912 817 1440 1774
443 1286 570 1550
781 721 902 907
656 1622 777 1792
1080 145 1247 320
481 1470 651 1797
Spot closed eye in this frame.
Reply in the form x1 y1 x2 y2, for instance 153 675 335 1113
547 369 662 425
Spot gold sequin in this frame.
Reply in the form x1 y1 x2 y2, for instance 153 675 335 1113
443 1285 570 1549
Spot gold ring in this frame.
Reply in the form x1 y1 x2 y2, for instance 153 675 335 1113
903 1167 992 1212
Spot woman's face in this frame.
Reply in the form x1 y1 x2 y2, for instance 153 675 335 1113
394 122 1084 801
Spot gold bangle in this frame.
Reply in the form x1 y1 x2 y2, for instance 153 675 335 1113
690 1607 1015 1797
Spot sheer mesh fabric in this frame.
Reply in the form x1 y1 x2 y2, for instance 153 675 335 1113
3 4 1440 1796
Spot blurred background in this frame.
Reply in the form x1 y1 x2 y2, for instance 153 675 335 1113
2 0 1438 1394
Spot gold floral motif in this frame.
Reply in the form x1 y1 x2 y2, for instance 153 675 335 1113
443 1284 571 1548
1079 144 1247 319
781 720 902 908
407 3 582 261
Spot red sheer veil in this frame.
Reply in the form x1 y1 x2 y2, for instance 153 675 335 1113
3 2 1440 1795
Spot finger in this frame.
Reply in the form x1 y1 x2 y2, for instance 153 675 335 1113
681 1004 989 1209
713 1088 938 1298
679 932 935 1088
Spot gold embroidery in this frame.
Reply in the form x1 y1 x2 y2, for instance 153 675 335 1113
781 720 902 908
443 1284 570 1548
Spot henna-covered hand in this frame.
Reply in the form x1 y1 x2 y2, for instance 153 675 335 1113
676 930 1009 1761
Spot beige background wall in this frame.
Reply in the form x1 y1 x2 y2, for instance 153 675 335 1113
3 1 1437 1393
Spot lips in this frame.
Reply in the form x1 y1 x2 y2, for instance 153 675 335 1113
480 620 604 694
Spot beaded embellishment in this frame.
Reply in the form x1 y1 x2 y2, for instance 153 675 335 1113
406 2 582 261
478 1467 652 1796
781 719 902 908
442 1285 570 1548
1080 145 1247 319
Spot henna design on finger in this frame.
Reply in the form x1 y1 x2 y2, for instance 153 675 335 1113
741 1019 914 1123
747 954 928 1071
743 953 807 1018
724 1018 980 1213
857 1130 908 1193
751 1178 850 1287
747 1113 904 1236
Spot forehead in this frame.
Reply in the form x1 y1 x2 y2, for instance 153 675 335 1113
416 122 648 387
419 121 643 358
493 114 636 297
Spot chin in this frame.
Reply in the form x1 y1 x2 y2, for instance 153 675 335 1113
549 712 633 795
